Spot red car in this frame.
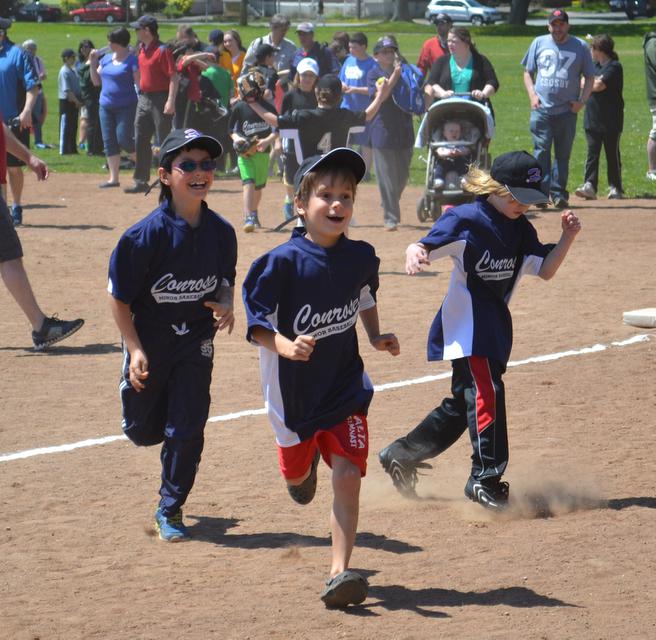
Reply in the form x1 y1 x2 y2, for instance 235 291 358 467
69 1 126 23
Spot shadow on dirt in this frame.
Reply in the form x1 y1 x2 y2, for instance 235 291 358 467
360 584 578 617
3 343 123 356
185 514 422 554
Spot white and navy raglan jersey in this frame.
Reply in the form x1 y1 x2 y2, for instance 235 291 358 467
242 229 379 445
277 107 366 163
108 200 237 341
419 197 555 365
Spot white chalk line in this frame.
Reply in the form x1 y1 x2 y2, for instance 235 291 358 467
0 334 651 464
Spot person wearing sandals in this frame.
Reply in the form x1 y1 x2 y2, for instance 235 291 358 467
90 27 139 188
243 148 399 608
575 34 624 201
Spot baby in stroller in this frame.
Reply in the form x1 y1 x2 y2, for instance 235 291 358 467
432 119 474 190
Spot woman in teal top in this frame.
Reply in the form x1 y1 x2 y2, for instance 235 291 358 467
424 26 499 119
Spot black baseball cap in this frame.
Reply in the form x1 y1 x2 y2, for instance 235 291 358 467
255 43 279 61
490 151 548 205
130 14 158 30
548 9 569 23
61 48 76 59
0 17 12 30
431 12 452 24
159 128 222 166
317 73 342 96
294 147 366 194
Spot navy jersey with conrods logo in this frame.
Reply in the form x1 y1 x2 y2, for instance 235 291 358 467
277 107 366 162
419 197 554 365
108 200 237 336
242 229 379 445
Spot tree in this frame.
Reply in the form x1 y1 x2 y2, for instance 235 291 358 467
240 0 248 26
509 0 531 25
391 0 410 21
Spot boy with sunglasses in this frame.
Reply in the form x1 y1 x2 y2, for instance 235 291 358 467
108 128 237 541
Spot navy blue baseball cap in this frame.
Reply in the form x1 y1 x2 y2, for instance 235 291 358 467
159 128 222 165
294 147 366 194
490 151 548 205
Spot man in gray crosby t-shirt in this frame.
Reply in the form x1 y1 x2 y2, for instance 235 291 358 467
522 9 595 208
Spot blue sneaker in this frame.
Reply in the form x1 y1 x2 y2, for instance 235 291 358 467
283 200 294 221
11 205 22 226
155 508 190 542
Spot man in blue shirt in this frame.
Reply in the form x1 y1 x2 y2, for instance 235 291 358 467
289 22 339 81
522 10 595 209
0 18 38 225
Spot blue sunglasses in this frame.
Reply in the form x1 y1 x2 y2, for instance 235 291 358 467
174 159 217 173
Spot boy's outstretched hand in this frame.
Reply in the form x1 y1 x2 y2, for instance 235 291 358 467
370 333 400 356
406 242 431 275
204 300 235 333
561 210 581 237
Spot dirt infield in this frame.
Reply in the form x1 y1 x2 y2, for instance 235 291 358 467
1 173 655 639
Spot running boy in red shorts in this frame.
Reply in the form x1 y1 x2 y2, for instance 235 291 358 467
242 148 399 608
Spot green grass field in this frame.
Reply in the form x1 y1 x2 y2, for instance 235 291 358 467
5 20 656 196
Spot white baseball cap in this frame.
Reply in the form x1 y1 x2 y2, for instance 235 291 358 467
296 57 319 76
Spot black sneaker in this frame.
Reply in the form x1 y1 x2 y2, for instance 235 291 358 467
32 316 84 351
464 476 509 511
287 450 320 505
123 181 149 194
552 197 569 210
379 441 432 499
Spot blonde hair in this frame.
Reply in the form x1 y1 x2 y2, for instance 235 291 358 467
461 165 511 198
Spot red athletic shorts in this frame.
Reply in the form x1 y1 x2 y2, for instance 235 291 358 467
277 414 369 480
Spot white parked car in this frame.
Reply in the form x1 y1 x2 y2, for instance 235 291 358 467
425 0 503 26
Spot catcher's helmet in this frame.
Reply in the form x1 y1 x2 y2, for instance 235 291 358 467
238 70 265 100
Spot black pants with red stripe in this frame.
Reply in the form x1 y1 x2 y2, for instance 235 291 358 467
403 356 508 481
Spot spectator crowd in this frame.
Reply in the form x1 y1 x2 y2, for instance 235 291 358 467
1 9 652 234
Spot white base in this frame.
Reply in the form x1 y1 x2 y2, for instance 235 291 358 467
623 308 656 328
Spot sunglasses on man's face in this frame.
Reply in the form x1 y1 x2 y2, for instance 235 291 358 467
0 30 6 36
174 159 217 173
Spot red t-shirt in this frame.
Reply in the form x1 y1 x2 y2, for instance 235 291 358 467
0 117 7 185
138 40 176 93
177 58 202 103
417 37 448 77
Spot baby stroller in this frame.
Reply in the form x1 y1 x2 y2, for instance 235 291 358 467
415 96 495 222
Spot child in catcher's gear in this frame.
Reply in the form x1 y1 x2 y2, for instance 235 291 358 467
107 129 237 542
379 151 581 511
229 69 278 233
242 148 400 608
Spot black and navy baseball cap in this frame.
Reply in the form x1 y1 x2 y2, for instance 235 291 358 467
373 36 398 54
61 48 76 60
294 147 366 194
130 14 158 30
159 128 222 166
0 17 12 31
490 151 548 205
255 43 279 61
316 73 342 97
548 9 569 23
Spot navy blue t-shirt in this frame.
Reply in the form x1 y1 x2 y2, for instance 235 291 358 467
419 197 554 365
242 229 379 444
108 199 237 341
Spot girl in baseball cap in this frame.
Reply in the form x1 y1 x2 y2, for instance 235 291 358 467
378 151 581 512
